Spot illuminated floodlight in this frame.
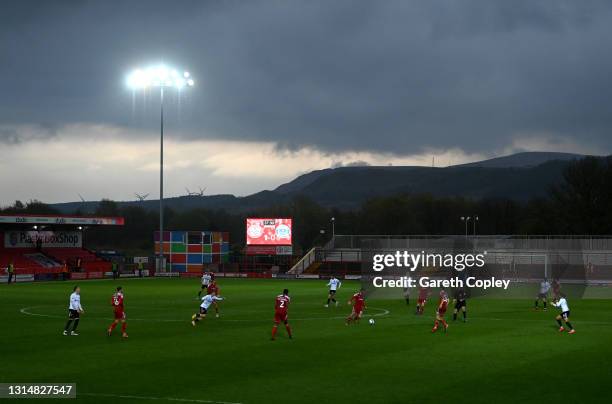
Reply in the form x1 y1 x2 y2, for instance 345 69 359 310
124 63 195 273
126 64 195 89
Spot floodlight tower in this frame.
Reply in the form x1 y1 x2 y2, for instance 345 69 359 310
126 65 194 271
460 216 471 239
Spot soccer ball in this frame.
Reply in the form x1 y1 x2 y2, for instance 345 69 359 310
368 318 375 325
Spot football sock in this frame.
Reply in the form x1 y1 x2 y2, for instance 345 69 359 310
64 320 73 331
463 311 466 319
433 320 439 328
453 313 457 320
565 321 573 330
327 299 330 304
441 319 448 327
72 319 79 331
405 298 409 305
556 319 562 326
285 325 292 337
121 322 127 333
331 298 336 303
271 325 278 338
534 300 538 307
543 301 547 308
109 322 118 331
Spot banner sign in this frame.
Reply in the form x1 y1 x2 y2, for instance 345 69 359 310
246 218 292 245
0 274 35 283
4 231 82 248
0 214 124 226
245 245 293 255
155 272 180 277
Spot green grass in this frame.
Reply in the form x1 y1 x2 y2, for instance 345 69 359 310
1 278 612 404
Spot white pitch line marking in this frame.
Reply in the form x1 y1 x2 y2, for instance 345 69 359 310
19 306 390 323
80 392 242 404
17 306 612 328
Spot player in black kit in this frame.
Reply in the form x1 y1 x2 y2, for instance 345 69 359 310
453 287 468 322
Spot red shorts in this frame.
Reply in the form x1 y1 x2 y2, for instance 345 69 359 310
437 308 446 317
274 311 288 323
351 308 363 318
114 310 126 320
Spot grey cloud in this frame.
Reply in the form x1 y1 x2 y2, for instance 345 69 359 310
1 0 612 155
331 161 371 169
0 124 59 144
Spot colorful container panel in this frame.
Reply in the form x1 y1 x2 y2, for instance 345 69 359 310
154 230 229 273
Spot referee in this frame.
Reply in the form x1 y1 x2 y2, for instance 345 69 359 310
63 286 84 336
453 287 468 322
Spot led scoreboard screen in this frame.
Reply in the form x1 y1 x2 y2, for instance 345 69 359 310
246 218 292 245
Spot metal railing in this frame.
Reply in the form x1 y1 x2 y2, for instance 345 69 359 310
332 235 612 250
288 247 318 274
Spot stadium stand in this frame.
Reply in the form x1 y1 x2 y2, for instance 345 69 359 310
0 214 123 280
44 248 110 272
289 235 612 283
0 248 61 274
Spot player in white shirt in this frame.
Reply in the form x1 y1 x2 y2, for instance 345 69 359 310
198 272 212 297
403 287 410 306
534 278 551 311
552 293 575 334
192 292 224 326
63 285 84 336
325 276 342 307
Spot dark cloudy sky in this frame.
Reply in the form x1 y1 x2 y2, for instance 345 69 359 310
1 0 611 205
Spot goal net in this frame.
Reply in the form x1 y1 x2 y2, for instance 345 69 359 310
486 252 548 283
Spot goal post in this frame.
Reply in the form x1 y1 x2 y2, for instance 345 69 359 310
486 251 549 282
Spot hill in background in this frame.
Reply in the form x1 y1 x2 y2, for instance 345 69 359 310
51 151 591 213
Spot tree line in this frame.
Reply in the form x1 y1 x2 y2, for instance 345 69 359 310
2 156 611 254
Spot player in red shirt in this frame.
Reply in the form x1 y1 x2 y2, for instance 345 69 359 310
107 286 128 338
207 281 221 317
206 280 219 295
271 289 292 340
432 289 449 333
346 289 366 325
552 278 562 300
416 286 429 315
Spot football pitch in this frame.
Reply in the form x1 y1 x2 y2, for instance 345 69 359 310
2 278 612 404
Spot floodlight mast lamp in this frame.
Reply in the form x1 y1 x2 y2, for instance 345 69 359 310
126 65 194 271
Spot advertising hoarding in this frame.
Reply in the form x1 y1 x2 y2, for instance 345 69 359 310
4 231 82 248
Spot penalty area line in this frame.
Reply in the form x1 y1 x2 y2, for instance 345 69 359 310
79 392 243 404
